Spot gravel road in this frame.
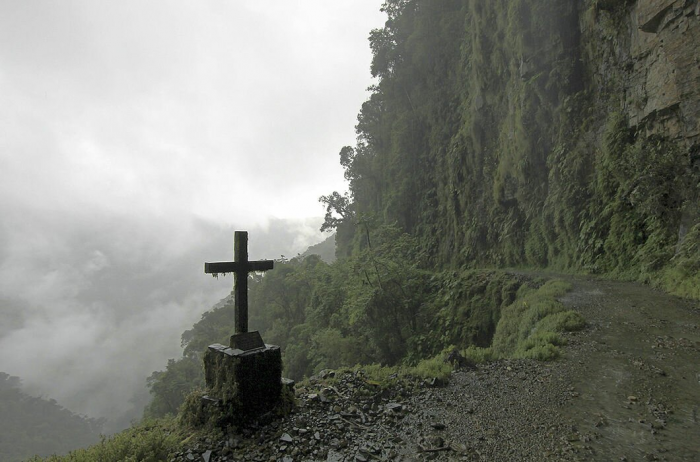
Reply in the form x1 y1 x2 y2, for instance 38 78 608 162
172 276 700 462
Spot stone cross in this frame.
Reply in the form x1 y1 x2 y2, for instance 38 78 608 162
204 231 273 334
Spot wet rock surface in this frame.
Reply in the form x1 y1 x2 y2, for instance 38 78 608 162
170 361 579 462
558 277 700 461
171 277 699 461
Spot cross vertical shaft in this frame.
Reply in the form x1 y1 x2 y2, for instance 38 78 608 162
233 231 248 334
204 231 274 336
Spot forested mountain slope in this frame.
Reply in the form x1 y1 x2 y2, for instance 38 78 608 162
323 0 699 297
0 373 102 462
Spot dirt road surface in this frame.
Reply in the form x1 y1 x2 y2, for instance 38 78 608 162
561 277 700 461
395 276 700 461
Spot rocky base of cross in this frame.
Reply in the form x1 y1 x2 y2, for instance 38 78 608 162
183 342 293 428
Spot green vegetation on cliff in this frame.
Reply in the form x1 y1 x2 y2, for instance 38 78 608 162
144 0 698 422
26 418 182 462
324 0 698 296
144 226 582 419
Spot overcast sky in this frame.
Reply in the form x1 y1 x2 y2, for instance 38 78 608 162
0 0 384 224
0 0 385 431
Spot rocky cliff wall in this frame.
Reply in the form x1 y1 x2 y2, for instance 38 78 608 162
339 0 698 295
580 0 699 258
583 0 699 147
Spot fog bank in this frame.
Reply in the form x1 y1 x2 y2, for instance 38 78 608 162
0 208 325 431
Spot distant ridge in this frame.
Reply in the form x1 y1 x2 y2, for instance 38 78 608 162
300 233 335 263
0 372 102 462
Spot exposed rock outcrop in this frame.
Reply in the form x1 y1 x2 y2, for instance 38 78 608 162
584 0 700 147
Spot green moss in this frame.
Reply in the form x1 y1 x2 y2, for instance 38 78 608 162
536 280 572 298
342 350 454 389
538 310 586 332
491 279 580 360
178 389 216 430
660 224 700 299
353 364 400 387
517 342 561 361
412 351 455 381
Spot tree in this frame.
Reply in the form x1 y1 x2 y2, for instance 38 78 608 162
319 191 353 232
144 357 204 418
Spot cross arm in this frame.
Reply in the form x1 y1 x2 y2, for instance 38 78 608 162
204 260 274 274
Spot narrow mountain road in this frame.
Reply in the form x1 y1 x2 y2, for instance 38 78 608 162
392 276 700 461
559 277 700 461
172 276 699 462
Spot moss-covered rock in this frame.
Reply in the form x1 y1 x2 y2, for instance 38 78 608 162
199 343 283 427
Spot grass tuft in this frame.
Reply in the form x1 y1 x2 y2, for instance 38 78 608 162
490 279 582 361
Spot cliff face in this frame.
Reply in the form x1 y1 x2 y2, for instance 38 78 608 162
336 0 699 296
596 0 700 146
578 0 700 288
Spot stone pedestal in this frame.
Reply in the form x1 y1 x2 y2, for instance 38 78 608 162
203 339 283 425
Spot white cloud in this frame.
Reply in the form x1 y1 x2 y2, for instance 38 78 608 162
0 0 386 428
0 0 384 224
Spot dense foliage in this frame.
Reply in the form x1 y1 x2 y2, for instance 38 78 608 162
0 372 102 462
145 224 453 417
26 1 699 460
145 224 586 417
323 0 699 296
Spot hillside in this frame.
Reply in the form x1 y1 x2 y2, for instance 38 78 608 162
169 276 700 461
0 373 102 462
301 233 337 263
149 0 700 429
35 274 698 461
325 0 699 297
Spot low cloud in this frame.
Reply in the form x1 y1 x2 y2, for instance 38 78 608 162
0 206 324 430
0 0 384 432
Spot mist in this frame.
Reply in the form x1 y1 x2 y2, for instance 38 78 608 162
0 207 327 432
0 0 384 435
